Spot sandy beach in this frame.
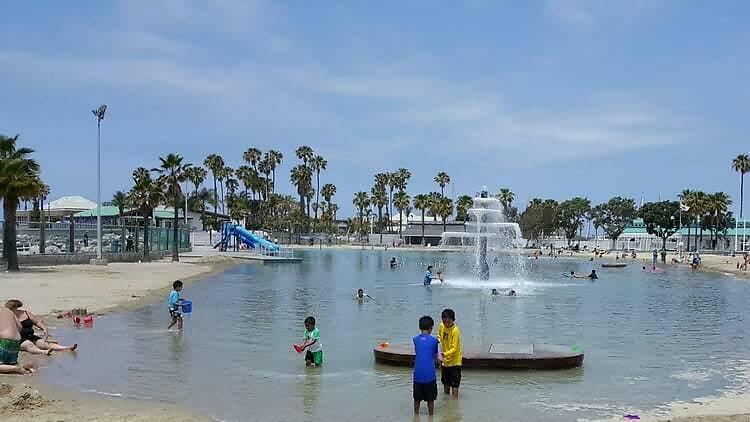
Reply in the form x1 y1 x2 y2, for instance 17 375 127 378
0 256 234 421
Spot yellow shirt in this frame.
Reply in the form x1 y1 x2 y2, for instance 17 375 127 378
438 322 462 367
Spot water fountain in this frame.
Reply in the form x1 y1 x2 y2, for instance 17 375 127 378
439 186 526 283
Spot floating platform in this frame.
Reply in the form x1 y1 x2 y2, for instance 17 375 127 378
601 263 627 268
374 343 583 370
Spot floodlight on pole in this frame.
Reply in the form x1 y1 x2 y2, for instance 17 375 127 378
92 104 107 261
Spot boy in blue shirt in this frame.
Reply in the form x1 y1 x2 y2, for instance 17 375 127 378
413 315 439 415
423 266 434 286
167 280 184 330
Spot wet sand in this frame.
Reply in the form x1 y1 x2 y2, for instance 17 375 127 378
0 255 236 421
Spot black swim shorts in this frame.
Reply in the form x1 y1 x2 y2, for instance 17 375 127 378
441 365 462 388
413 380 438 402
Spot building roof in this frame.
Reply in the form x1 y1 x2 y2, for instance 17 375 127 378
47 196 96 212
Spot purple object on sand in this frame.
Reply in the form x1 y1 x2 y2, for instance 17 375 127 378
624 415 640 420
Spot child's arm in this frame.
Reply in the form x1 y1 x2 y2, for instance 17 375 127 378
299 338 317 351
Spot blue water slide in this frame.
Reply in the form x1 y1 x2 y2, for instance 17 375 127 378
232 225 280 251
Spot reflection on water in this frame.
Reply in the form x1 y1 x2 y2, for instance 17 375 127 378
38 250 750 421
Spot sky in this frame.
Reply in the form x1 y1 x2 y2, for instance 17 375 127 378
2 1 750 216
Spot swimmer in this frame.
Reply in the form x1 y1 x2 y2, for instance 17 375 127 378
436 271 445 283
491 288 499 296
355 288 376 302
390 257 398 268
587 270 598 280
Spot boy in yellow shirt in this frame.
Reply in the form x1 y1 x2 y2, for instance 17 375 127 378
438 308 462 399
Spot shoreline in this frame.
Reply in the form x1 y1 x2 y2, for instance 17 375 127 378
3 248 750 421
0 255 239 421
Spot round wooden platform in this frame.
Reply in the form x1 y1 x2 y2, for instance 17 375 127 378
373 343 583 370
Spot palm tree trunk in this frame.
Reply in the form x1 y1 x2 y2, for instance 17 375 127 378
220 180 225 214
378 206 383 244
421 210 425 246
741 174 745 219
172 202 179 262
143 216 151 262
39 197 46 254
213 177 218 213
4 197 20 271
399 210 403 239
315 172 320 225
443 216 446 234
388 188 393 233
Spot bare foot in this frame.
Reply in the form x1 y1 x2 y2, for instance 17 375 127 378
21 363 36 374
69 343 78 352
45 348 53 356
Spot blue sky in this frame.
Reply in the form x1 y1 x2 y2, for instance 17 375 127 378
2 1 749 216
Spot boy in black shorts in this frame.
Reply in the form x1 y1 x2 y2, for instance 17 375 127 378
413 316 439 415
439 308 463 399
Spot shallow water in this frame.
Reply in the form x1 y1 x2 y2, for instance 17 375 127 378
39 250 750 421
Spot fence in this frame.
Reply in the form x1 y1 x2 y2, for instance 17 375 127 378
1 221 190 256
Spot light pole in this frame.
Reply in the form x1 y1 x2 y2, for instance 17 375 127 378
92 105 107 262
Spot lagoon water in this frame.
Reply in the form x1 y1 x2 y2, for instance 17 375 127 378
40 249 750 421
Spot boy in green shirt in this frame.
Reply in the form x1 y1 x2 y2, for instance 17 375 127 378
297 316 323 367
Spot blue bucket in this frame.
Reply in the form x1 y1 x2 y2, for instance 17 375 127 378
181 300 192 314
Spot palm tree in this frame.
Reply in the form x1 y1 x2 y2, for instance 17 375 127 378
154 153 191 262
217 166 234 214
707 191 732 248
0 134 44 271
322 183 337 207
353 191 370 241
112 190 128 250
371 184 388 243
310 155 327 226
456 195 473 222
692 191 709 251
243 147 262 172
497 188 515 212
679 189 695 252
235 165 254 198
732 154 750 219
195 188 211 230
127 170 164 262
266 150 283 194
413 194 430 246
36 183 50 254
295 146 314 167
435 197 453 233
185 166 207 201
434 172 450 198
203 154 224 214
393 190 411 239
290 165 312 232
387 172 397 233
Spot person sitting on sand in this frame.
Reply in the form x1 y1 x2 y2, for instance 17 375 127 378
5 300 77 355
0 302 34 374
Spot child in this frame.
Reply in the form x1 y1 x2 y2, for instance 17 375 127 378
167 280 184 330
413 316 439 415
298 316 323 367
354 289 375 302
438 308 462 399
423 266 434 286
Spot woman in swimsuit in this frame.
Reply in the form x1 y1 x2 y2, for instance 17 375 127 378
5 300 77 355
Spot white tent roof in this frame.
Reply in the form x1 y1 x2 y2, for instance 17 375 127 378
48 196 96 212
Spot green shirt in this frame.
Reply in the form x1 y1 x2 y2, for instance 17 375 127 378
304 327 322 352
